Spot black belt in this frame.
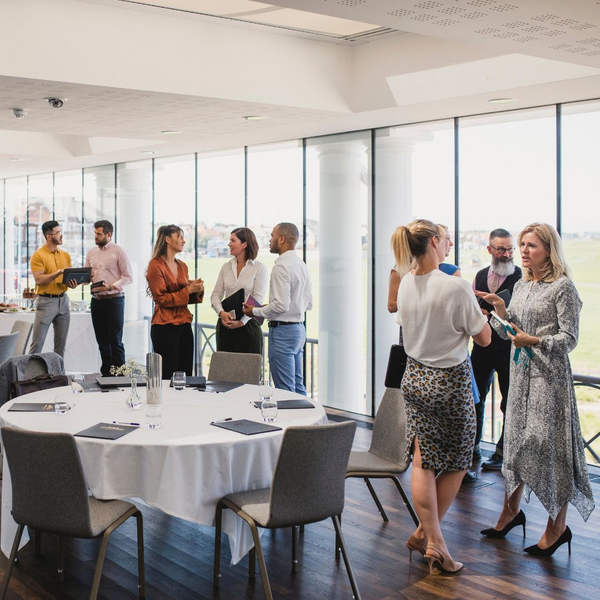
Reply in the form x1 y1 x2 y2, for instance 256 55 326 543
38 293 65 298
268 321 301 328
91 293 125 301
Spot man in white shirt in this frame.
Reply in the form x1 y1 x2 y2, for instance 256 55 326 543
243 222 312 394
85 220 133 375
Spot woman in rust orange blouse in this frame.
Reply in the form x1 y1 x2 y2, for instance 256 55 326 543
146 225 204 379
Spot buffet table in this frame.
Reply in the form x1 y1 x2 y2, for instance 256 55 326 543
0 383 328 564
0 310 100 373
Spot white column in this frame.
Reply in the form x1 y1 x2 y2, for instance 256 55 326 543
116 163 152 324
316 141 366 412
373 130 433 407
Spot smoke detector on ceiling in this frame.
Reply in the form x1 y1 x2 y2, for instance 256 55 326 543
12 108 27 119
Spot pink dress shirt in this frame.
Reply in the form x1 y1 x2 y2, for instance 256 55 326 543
85 241 133 296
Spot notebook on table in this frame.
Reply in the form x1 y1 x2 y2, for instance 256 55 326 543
196 381 244 393
8 403 56 412
210 419 281 435
169 376 207 388
253 399 315 409
75 422 138 440
95 376 147 388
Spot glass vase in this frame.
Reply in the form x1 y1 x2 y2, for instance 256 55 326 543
126 378 143 410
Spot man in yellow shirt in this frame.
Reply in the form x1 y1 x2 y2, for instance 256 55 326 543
29 221 78 357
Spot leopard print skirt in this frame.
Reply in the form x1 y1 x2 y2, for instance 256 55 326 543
401 357 476 472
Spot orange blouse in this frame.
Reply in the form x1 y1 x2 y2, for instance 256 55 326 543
147 257 202 326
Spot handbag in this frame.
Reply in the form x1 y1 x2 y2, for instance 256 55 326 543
11 373 70 399
384 344 408 389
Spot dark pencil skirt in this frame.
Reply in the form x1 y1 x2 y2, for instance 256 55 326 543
216 318 263 355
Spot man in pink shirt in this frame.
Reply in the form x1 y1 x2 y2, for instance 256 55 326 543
85 220 133 375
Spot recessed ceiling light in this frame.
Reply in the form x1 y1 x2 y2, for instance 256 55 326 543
141 151 155 155
243 116 266 121
488 98 516 104
9 158 25 162
161 130 182 135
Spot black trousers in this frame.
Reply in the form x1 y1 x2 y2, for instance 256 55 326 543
150 322 194 379
471 341 511 452
216 318 263 354
91 296 125 376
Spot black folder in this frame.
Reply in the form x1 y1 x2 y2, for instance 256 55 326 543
8 403 56 412
169 376 207 388
196 381 244 393
253 399 315 409
221 288 245 321
95 376 147 388
210 419 281 436
75 422 138 440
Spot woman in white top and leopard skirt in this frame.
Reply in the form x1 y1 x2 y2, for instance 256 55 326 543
211 227 268 354
393 219 491 574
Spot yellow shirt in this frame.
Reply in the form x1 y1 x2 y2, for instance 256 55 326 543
30 246 72 295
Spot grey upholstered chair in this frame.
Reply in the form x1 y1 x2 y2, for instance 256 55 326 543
345 387 419 526
214 421 361 600
10 320 33 357
0 333 19 365
0 427 145 600
208 351 262 385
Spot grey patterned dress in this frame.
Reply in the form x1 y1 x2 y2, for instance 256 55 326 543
491 276 595 521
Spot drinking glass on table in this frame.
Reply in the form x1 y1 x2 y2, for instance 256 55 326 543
70 374 84 394
54 395 71 415
172 371 186 391
257 379 274 405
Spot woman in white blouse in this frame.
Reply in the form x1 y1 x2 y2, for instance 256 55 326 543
210 227 268 354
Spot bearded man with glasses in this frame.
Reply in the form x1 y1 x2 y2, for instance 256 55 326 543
471 228 522 471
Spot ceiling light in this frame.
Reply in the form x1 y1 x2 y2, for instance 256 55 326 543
10 158 25 162
244 116 266 121
45 97 66 108
161 130 182 135
488 98 516 104
141 151 155 155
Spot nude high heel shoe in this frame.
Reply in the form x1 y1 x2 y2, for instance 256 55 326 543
424 544 463 574
405 534 427 560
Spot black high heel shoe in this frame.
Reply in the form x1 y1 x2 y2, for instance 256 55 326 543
481 510 526 539
524 526 572 556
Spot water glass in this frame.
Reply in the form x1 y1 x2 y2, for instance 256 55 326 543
261 398 278 423
71 374 84 394
145 404 162 429
172 371 186 391
257 379 274 405
54 395 71 415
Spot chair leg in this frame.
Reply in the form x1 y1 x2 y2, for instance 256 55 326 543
392 476 419 527
335 513 341 560
135 511 146 599
248 548 256 580
291 526 298 573
57 535 64 582
364 478 389 522
247 522 273 600
213 502 223 588
0 524 24 600
331 516 361 600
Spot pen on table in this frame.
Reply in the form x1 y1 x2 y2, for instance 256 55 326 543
210 418 233 425
112 421 140 427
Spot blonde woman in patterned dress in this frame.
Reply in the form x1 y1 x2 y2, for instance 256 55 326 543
477 223 594 555
393 219 491 574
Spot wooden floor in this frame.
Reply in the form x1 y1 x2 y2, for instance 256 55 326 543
1 421 599 600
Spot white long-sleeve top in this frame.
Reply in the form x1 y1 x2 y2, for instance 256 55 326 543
210 258 269 325
253 250 312 323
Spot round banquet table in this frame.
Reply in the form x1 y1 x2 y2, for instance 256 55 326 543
0 383 328 565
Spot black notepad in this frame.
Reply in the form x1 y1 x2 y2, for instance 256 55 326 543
221 288 245 321
95 376 147 388
253 399 315 410
197 381 244 393
8 403 56 412
210 419 281 435
75 422 138 440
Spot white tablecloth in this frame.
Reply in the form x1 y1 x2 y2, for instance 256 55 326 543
0 310 100 374
0 383 328 564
